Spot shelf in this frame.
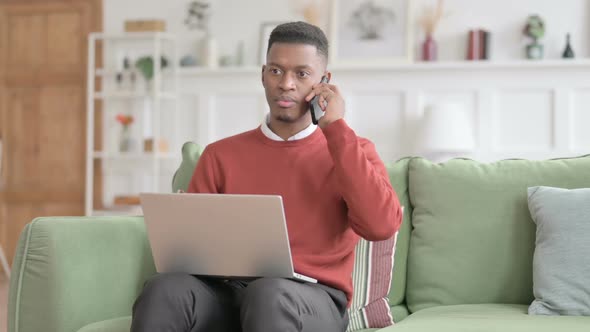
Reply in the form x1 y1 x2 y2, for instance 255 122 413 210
179 66 264 75
178 59 590 76
328 59 590 72
90 32 176 41
94 91 176 99
87 32 179 218
91 205 143 217
95 68 175 77
93 151 178 160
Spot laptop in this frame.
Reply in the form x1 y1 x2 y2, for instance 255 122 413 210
140 192 317 283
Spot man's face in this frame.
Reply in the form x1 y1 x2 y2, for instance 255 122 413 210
262 42 327 124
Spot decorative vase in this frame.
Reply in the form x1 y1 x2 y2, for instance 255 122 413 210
201 35 218 68
526 41 544 60
119 126 133 153
422 35 437 61
144 79 155 94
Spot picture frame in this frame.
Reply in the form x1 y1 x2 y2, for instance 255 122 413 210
329 0 413 65
258 22 285 65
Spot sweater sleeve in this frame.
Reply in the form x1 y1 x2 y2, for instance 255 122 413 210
322 119 403 241
187 146 221 194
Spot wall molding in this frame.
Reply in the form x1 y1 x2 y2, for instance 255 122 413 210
174 60 590 163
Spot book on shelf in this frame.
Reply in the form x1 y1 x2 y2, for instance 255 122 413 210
124 19 166 32
467 29 491 60
114 195 141 206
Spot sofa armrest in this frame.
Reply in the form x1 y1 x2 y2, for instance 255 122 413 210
8 217 155 332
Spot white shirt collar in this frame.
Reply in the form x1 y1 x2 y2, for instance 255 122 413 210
260 113 317 141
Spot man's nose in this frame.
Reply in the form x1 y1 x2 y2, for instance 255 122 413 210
279 74 296 90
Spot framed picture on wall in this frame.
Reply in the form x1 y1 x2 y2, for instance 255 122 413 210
259 22 285 65
329 0 413 65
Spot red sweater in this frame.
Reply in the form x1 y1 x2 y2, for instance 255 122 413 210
188 119 403 304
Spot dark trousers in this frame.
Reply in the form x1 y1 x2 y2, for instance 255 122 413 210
131 273 349 332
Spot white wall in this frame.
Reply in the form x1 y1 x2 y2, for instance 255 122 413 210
176 62 590 163
104 0 590 65
96 1 590 208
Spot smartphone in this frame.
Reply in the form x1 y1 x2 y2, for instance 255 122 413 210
310 76 330 125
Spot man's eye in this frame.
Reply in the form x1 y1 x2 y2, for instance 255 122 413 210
298 72 310 78
270 68 282 75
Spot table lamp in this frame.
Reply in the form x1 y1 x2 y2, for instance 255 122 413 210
418 102 475 161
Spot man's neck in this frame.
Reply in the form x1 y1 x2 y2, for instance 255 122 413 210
268 119 313 141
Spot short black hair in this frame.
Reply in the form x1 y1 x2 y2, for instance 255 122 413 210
266 21 329 61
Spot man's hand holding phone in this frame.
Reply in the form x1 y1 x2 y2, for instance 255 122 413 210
305 76 345 129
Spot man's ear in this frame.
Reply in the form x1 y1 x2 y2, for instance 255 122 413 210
261 65 266 86
324 71 332 83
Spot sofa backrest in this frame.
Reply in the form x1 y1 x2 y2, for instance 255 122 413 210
173 145 590 313
405 155 590 313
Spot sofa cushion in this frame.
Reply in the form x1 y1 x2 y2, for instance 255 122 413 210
377 304 590 332
386 159 412 308
406 155 590 313
77 316 131 332
347 214 400 331
527 186 590 316
75 318 379 332
390 304 410 323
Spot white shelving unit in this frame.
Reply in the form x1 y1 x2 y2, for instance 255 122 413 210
85 32 180 216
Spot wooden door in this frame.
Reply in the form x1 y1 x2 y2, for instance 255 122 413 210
0 0 102 266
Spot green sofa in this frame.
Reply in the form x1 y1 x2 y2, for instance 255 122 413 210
7 144 590 331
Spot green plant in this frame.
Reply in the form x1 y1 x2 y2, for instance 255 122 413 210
523 15 545 42
135 56 169 81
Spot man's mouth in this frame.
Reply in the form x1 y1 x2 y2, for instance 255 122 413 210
276 97 297 108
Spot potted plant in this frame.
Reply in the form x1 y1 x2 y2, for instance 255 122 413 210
184 1 217 68
134 56 169 91
523 15 545 59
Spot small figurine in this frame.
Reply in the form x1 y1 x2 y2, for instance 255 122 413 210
562 33 575 59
